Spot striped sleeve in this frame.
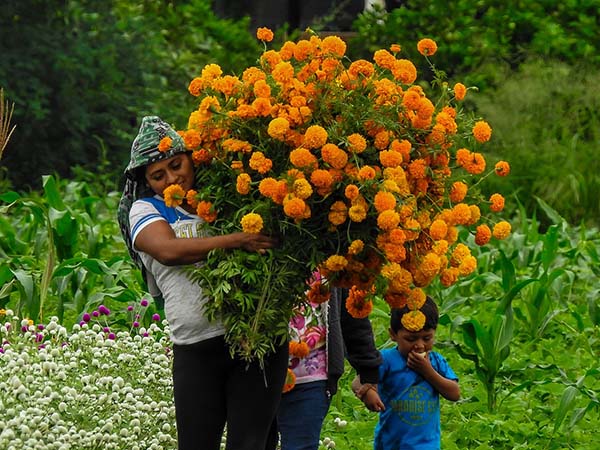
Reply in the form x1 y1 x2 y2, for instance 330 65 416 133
129 199 166 248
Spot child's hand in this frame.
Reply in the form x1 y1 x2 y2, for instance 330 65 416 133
363 389 385 412
407 350 433 375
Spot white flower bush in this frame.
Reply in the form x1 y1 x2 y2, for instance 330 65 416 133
0 310 177 450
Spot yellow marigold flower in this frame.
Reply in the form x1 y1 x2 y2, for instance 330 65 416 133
358 166 376 181
377 210 401 231
163 184 185 208
417 38 438 56
328 201 348 226
459 255 477 276
495 160 510 177
493 221 511 240
158 137 172 153
433 239 449 256
489 193 505 212
374 191 397 212
201 63 223 80
241 212 264 234
348 239 364 255
451 243 470 266
450 181 468 203
349 204 367 222
407 288 427 310
196 201 217 223
256 27 274 42
272 61 294 83
303 125 328 149
475 224 492 246
231 160 244 171
347 133 367 153
468 205 481 225
321 35 346 57
293 178 313 199
325 255 348 272
267 117 290 140
473 120 492 143
283 196 307 219
392 59 417 84
429 219 448 240
454 82 467 101
401 310 426 331
252 97 272 117
293 39 312 61
381 262 402 280
236 173 252 195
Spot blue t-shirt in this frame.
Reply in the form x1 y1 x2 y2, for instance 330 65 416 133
374 348 458 450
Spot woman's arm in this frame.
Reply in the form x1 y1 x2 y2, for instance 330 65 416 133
134 220 278 266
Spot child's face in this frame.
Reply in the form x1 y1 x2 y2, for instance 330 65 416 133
389 327 436 358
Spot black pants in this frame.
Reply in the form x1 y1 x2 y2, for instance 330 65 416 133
173 335 288 450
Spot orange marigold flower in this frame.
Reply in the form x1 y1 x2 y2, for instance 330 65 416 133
453 82 467 101
390 44 401 53
358 166 376 181
374 130 391 150
240 212 263 234
256 27 274 42
163 184 185 208
310 169 334 192
306 280 331 305
303 125 328 149
408 159 428 179
347 133 367 153
459 255 477 276
495 160 510 177
158 137 172 153
464 152 486 175
473 120 492 143
429 219 448 240
374 191 397 213
344 184 360 201
192 149 212 165
451 203 472 225
289 340 310 358
401 310 426 331
321 143 348 169
328 201 348 226
183 129 202 150
348 59 375 78
374 49 396 69
450 181 468 203
440 267 459 287
258 177 279 199
489 193 505 212
196 201 217 223
236 173 252 195
272 61 295 83
253 79 271 98
282 368 296 393
188 77 203 96
493 221 511 240
406 288 427 310
321 35 346 57
249 151 273 174
293 178 313 199
267 117 290 140
475 224 492 246
417 38 438 56
185 189 198 209
468 205 481 225
380 150 403 168
392 59 417 84
346 286 373 319
290 147 318 169
402 90 421 110
378 210 401 231
283 196 307 219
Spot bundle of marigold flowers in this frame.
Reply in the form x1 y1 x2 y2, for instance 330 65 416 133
166 28 511 361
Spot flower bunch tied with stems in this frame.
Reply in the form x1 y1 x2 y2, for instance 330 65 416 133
160 28 512 361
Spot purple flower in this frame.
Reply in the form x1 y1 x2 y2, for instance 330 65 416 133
79 321 86 326
36 333 43 342
103 327 110 333
21 326 28 332
152 313 160 321
38 344 46 350
92 311 100 317
0 348 4 354
135 313 140 319
82 313 91 322
108 333 116 340
37 324 44 331
143 332 149 337
127 305 134 312
98 305 110 316
140 299 149 307
133 321 140 328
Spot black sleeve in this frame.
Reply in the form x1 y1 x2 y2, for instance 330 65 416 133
337 287 382 384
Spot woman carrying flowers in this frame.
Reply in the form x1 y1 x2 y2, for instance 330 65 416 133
117 116 286 450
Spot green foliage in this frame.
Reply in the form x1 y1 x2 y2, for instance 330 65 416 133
0 0 260 189
472 59 600 226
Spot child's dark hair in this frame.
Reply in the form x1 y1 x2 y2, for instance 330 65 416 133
390 296 439 332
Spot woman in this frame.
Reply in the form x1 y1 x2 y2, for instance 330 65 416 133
117 116 287 450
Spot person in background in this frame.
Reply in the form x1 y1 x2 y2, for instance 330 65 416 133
275 273 383 450
353 296 460 450
117 116 287 450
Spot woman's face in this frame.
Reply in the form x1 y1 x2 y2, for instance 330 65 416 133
144 153 195 195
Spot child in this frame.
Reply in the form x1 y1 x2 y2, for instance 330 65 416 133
353 296 459 450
